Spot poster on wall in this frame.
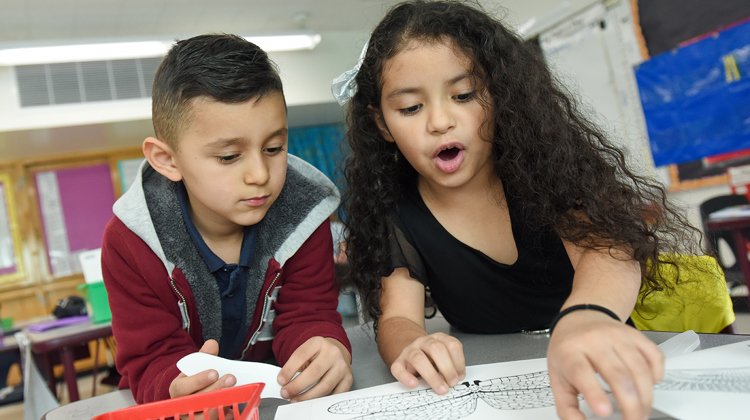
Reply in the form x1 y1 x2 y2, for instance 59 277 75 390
634 17 750 168
35 164 115 277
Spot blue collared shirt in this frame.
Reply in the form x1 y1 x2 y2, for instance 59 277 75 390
177 182 257 358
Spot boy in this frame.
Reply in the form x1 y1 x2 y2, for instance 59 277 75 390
101 34 352 404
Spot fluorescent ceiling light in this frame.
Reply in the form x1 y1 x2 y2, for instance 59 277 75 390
249 33 321 52
0 32 321 66
0 41 171 66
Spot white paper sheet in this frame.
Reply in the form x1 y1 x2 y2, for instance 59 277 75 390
652 339 750 420
277 358 604 420
78 248 103 283
177 353 286 400
275 338 750 420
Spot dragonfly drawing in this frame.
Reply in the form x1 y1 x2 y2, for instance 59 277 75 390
327 371 556 420
327 367 750 420
654 367 750 393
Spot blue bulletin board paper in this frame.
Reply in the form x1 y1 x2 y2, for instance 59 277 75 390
635 19 750 167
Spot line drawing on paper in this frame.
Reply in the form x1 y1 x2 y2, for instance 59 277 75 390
327 367 750 419
655 367 750 393
328 371 556 420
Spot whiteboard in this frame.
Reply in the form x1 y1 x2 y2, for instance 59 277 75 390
538 1 655 179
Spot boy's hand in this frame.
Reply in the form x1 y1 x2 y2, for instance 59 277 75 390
277 337 352 402
547 311 664 420
169 339 237 399
390 332 466 395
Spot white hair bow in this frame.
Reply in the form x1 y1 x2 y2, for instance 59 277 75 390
331 42 369 106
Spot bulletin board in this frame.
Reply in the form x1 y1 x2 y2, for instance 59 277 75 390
0 174 25 284
632 0 750 190
634 18 750 168
31 161 116 278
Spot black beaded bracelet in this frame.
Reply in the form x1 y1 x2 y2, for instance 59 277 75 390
548 304 621 336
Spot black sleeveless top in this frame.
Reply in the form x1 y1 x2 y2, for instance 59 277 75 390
389 184 575 334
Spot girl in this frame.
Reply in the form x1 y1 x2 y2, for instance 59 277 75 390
338 1 702 420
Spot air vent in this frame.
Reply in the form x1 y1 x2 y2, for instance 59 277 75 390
14 57 162 108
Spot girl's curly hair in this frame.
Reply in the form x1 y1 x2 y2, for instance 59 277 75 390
341 0 703 329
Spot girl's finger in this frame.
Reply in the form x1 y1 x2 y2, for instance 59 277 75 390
391 358 421 388
419 340 459 387
403 351 450 394
613 343 657 419
634 333 665 383
592 350 641 420
438 336 466 381
550 372 587 420
561 359 612 419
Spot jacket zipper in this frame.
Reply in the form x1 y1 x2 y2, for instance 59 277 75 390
170 276 191 333
241 271 281 359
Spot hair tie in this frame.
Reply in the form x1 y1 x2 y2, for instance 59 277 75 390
548 304 621 336
331 41 369 106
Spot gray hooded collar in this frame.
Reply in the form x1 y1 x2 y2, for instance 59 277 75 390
112 154 340 343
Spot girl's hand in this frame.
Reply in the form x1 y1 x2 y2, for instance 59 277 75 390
169 340 237 399
390 332 466 394
277 336 353 402
546 310 664 420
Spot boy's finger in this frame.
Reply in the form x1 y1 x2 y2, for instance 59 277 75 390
281 365 324 399
288 374 330 402
170 369 219 397
290 363 352 402
278 344 318 385
331 372 354 395
199 373 237 395
199 339 220 356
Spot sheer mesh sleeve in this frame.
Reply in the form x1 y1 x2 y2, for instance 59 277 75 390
388 219 427 285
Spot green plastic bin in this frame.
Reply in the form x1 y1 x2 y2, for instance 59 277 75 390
77 281 112 323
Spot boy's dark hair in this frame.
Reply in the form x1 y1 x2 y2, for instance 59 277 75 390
152 34 284 149
342 0 704 328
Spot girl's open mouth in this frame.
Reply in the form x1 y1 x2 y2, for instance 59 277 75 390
434 145 464 173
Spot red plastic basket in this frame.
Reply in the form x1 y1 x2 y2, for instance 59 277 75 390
90 383 264 420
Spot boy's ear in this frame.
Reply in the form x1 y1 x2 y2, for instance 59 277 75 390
367 105 395 143
142 137 183 182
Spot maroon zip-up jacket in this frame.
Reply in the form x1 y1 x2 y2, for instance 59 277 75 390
101 156 351 403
